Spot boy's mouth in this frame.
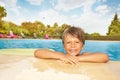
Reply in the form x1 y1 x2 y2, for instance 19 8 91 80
70 50 76 52
69 49 78 53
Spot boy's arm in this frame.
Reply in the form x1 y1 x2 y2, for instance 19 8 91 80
34 49 80 64
34 49 64 59
77 52 109 63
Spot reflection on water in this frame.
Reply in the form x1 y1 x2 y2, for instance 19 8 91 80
83 41 120 60
0 39 120 60
107 43 120 60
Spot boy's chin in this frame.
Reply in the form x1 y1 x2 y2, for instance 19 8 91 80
68 52 78 56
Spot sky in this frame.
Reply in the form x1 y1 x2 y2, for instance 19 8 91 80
0 0 120 35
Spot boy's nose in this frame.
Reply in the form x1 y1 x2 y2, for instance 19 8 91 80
71 42 75 48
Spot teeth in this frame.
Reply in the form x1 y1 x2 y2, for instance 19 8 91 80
70 49 76 53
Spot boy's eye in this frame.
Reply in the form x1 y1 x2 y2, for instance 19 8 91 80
66 42 70 44
75 41 80 43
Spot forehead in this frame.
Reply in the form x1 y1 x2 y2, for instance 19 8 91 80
64 34 79 41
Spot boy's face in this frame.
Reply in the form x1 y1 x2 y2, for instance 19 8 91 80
63 34 84 56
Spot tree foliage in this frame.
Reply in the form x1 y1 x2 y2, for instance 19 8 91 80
0 6 7 21
0 6 120 40
107 13 120 36
90 32 100 36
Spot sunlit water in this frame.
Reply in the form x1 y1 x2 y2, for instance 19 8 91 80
0 39 120 60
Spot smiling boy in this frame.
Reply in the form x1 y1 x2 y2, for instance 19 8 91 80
34 26 109 64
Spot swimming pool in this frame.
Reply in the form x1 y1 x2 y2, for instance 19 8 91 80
0 39 120 60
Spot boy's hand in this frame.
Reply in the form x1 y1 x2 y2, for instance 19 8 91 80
60 55 80 65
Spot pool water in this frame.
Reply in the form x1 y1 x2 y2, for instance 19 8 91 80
0 39 120 60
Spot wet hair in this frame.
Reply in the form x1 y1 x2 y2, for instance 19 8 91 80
62 26 85 45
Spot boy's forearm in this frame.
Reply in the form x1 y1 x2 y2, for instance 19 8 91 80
34 49 64 59
77 53 109 63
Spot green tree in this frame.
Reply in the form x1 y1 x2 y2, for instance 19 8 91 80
0 6 7 21
107 13 120 36
85 33 90 36
113 13 118 21
91 32 100 36
34 21 46 37
53 22 58 28
21 21 38 36
21 21 46 37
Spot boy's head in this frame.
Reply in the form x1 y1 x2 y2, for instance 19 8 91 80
62 26 85 45
62 26 85 55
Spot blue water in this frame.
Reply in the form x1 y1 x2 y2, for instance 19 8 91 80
0 39 120 61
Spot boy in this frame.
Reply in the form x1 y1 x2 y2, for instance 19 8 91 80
34 26 109 64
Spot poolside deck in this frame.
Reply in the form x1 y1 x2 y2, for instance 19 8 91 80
0 49 120 80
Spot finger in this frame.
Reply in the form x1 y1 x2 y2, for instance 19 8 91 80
67 58 78 65
68 56 79 64
62 58 75 65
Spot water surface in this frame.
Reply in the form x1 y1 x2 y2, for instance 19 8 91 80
0 39 120 60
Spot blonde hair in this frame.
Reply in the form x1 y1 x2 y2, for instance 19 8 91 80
62 26 85 44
